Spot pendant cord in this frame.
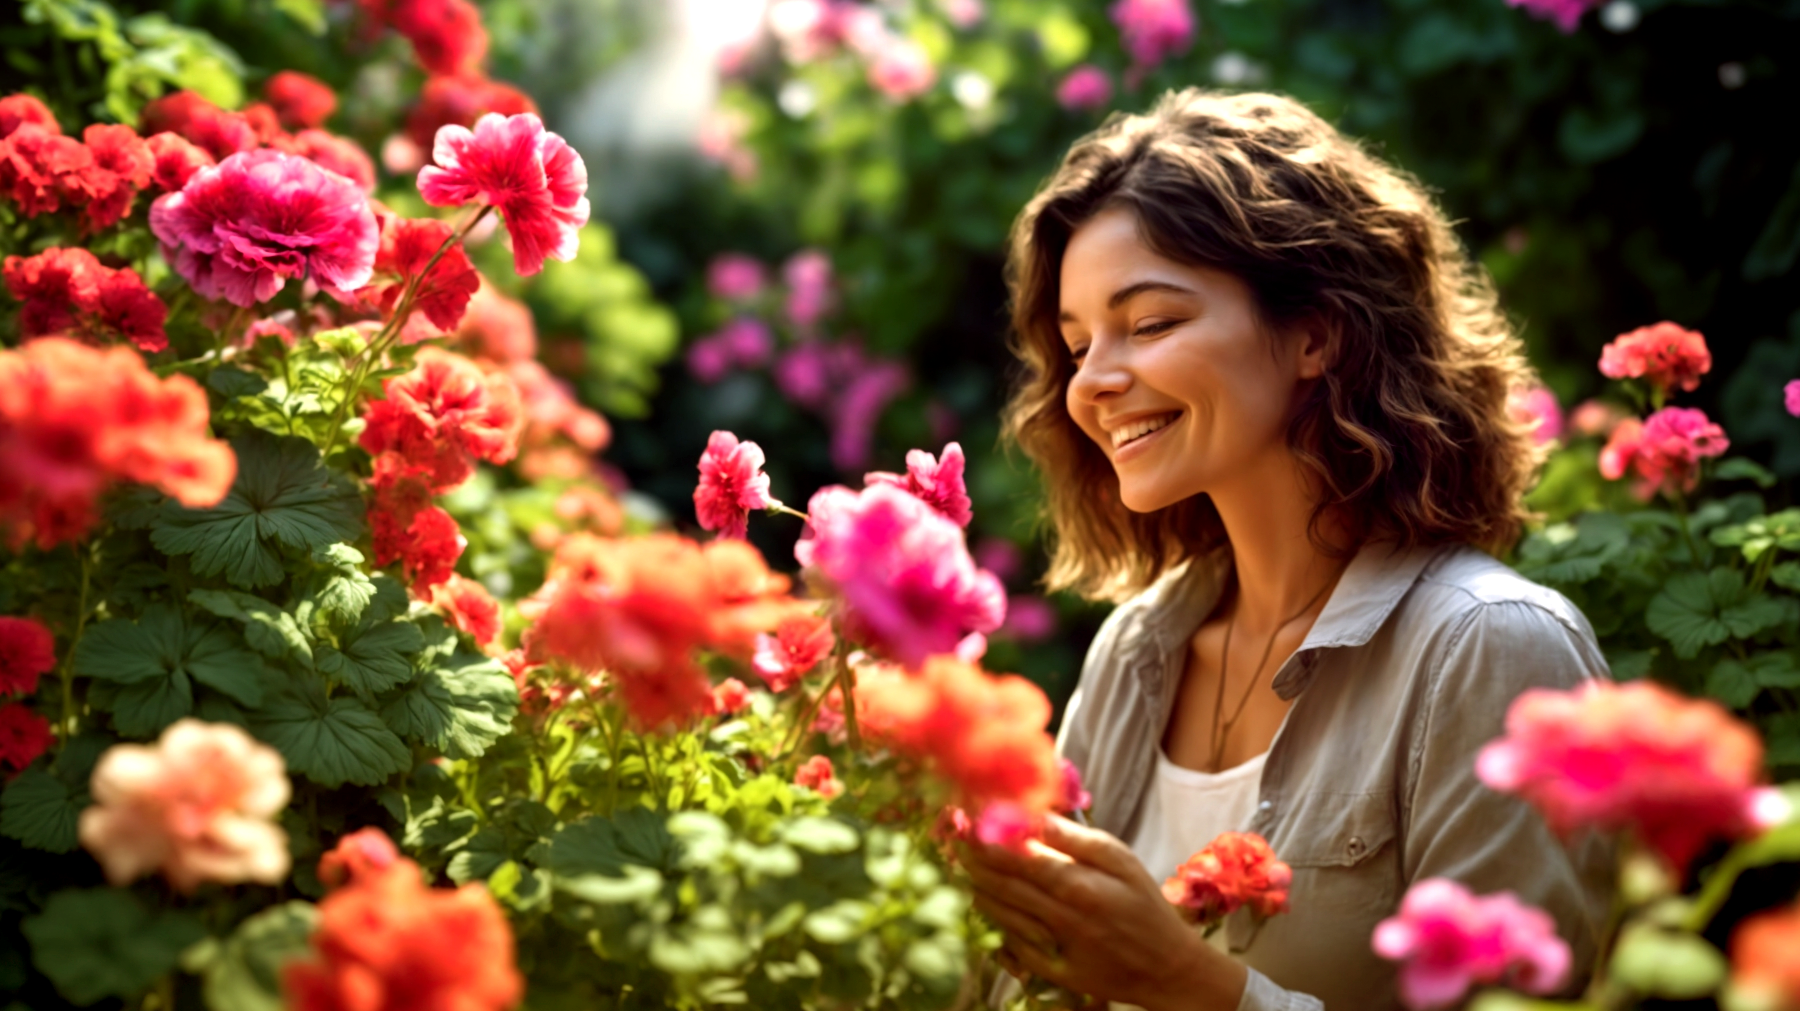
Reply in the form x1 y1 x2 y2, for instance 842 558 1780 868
1207 574 1337 770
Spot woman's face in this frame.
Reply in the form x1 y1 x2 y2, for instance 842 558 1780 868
1059 207 1324 513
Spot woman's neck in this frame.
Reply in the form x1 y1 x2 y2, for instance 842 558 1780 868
1208 450 1353 636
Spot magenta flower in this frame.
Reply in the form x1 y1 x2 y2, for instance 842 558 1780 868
708 253 766 301
148 150 377 306
975 801 1036 849
1508 385 1564 445
830 361 910 471
1055 758 1092 814
1785 379 1800 418
694 430 777 539
720 317 774 368
1109 0 1195 72
797 483 1005 667
1372 879 1570 1010
783 249 834 328
1002 594 1059 642
686 335 733 384
866 441 973 527
417 113 590 277
774 341 834 408
1505 0 1600 32
1057 65 1115 111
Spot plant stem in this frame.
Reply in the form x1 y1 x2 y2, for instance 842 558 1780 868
1669 490 1705 569
837 652 862 753
56 544 95 748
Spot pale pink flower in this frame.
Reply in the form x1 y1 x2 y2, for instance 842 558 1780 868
1508 385 1563 445
1372 878 1570 1010
1110 0 1195 71
1785 379 1800 418
783 249 834 328
1598 322 1711 396
796 483 1005 667
1057 65 1114 110
1001 595 1059 642
417 113 590 276
794 754 844 798
975 801 1036 848
1600 407 1728 499
694 430 777 539
708 253 766 301
1505 0 1600 32
830 361 910 471
77 719 291 892
149 149 378 306
867 38 937 101
865 441 973 527
1476 680 1770 872
954 631 987 662
940 0 985 27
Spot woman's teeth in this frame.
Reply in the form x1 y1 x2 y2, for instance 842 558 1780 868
1110 413 1178 449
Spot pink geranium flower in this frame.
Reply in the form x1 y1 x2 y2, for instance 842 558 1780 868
1110 0 1195 72
867 38 937 101
149 149 378 306
752 614 836 692
1599 407 1727 500
797 483 1005 667
975 801 1037 849
1055 758 1092 814
1598 322 1712 396
707 253 766 301
1505 0 1600 32
794 754 844 798
417 112 590 277
1372 879 1570 1010
1476 681 1772 872
783 249 834 328
1057 65 1114 110
77 719 291 891
830 360 911 471
694 430 777 539
1507 385 1563 445
1785 380 1800 418
866 441 973 527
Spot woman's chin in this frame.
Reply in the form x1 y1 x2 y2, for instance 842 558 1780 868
1117 482 1187 514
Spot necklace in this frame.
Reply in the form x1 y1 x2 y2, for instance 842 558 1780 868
1206 574 1338 770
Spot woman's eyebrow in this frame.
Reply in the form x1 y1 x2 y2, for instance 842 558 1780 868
1057 280 1196 323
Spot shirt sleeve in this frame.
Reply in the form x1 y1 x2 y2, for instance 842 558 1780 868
1398 599 1617 998
1236 967 1325 1011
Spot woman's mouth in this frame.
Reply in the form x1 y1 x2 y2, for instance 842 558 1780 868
1109 412 1181 452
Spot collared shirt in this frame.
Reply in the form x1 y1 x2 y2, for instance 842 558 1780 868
1056 540 1616 1011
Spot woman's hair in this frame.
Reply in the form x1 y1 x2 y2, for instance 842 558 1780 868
1003 88 1544 602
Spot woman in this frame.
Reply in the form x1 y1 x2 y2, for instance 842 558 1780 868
964 89 1614 1011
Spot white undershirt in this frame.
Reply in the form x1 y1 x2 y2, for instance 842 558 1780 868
1127 747 1270 886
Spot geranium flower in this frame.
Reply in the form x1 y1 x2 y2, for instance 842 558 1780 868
342 216 480 336
783 249 833 328
1727 901 1800 1011
3 247 169 352
1507 385 1563 446
1055 758 1092 814
405 74 537 148
317 826 411 889
264 71 338 130
865 441 973 527
360 347 524 493
505 361 610 452
1785 379 1800 418
271 129 377 192
1109 0 1195 72
1476 680 1774 872
240 102 285 145
975 801 1036 849
794 754 844 799
384 0 490 77
0 338 234 547
0 125 91 216
62 124 152 231
854 655 1059 812
417 112 589 276
77 719 291 891
0 95 58 138
707 253 766 301
0 702 52 773
0 616 55 697
752 614 836 692
145 132 214 192
1599 322 1712 396
1504 0 1600 31
453 280 538 363
867 37 937 101
710 677 751 715
798 483 1004 667
1598 407 1727 500
139 91 258 160
1372 879 1570 1010
431 574 501 647
1162 832 1291 924
150 149 380 306
286 828 522 1011
369 470 464 590
1057 65 1114 110
694 430 777 539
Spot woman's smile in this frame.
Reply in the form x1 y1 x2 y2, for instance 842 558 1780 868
1107 410 1184 460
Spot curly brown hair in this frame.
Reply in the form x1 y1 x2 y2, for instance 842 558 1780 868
1003 88 1545 602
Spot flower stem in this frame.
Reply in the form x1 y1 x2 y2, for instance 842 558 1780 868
56 543 95 749
1669 490 1705 569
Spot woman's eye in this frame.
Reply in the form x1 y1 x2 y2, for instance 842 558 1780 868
1132 320 1177 337
1068 346 1088 364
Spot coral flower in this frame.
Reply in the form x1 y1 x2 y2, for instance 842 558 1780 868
150 149 379 306
432 574 501 647
138 91 258 161
1057 65 1114 110
798 484 1004 668
286 828 522 1011
145 132 215 192
0 124 91 216
710 677 751 715
752 614 836 692
1599 407 1727 499
1372 878 1570 1010
4 247 169 352
0 616 55 697
0 95 58 137
865 441 973 527
360 347 524 493
77 719 291 891
454 280 538 363
1162 832 1291 923
64 124 153 231
1727 901 1800 1011
404 75 537 149
0 702 52 773
694 430 777 539
505 361 610 452
1110 0 1195 71
417 112 589 276
264 71 338 130
794 754 844 799
1476 680 1772 872
1598 322 1712 396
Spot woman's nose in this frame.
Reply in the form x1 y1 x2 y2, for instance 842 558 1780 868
1068 340 1131 404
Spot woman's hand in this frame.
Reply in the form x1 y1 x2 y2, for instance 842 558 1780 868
961 814 1248 1011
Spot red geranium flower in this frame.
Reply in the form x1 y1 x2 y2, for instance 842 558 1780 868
694 430 777 539
1729 901 1800 1011
0 702 52 773
751 614 835 693
1163 831 1291 924
61 124 152 231
417 112 589 276
1599 322 1711 396
0 616 55 697
0 125 91 216
139 91 258 161
405 75 537 149
239 103 285 146
0 95 58 138
710 676 751 715
145 132 215 192
431 574 501 647
4 247 169 352
794 754 844 799
269 129 377 192
360 347 523 493
264 71 339 130
363 217 480 334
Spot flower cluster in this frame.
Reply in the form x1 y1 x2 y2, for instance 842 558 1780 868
1161 831 1292 925
357 0 489 77
854 655 1061 815
263 71 338 131
1373 878 1571 1010
794 754 845 798
0 616 53 774
0 338 236 547
336 214 481 341
752 614 836 693
77 719 291 891
0 95 156 231
1109 0 1196 78
694 430 779 539
1599 322 1712 399
865 441 972 527
522 533 809 727
767 1 938 100
1475 680 1778 872
404 75 537 154
286 828 523 1011
418 112 589 277
4 247 168 352
1599 407 1729 499
432 574 503 648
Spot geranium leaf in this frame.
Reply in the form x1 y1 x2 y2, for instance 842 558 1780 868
316 619 423 697
189 901 317 1011
447 825 509 885
1705 659 1761 708
75 605 269 731
1721 593 1795 639
189 589 313 667
0 735 109 854
253 682 409 788
543 808 678 878
23 888 206 1005
1772 562 1800 592
1645 569 1743 659
152 430 363 589
380 648 518 759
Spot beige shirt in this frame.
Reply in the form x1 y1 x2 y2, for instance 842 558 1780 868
1056 540 1616 1011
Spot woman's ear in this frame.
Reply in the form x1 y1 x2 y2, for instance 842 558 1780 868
1293 314 1335 381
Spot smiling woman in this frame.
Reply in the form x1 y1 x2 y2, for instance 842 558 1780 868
971 90 1614 1011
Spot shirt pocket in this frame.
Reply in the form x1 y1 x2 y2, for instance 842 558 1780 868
1226 791 1398 954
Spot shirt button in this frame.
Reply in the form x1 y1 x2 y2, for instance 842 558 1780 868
1258 800 1273 813
1347 836 1366 858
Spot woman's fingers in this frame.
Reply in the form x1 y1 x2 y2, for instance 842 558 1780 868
972 890 1055 949
1001 929 1069 985
964 851 1076 927
1040 814 1143 879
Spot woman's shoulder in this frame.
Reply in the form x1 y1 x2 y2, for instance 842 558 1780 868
1395 543 1607 683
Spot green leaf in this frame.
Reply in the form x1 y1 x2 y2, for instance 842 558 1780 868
1767 713 1800 766
1714 457 1779 489
1514 513 1630 586
190 901 317 1011
1 769 83 853
1722 594 1794 639
1645 569 1765 659
1773 562 1800 592
1607 923 1725 999
447 825 509 885
207 367 268 400
380 649 518 759
1709 508 1800 562
75 605 268 733
272 0 326 33
1706 659 1761 708
23 888 206 1006
316 619 423 696
152 430 363 589
253 683 409 788
189 589 312 666
301 545 378 625
542 808 677 878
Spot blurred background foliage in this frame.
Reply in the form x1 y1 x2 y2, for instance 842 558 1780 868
4 0 1797 715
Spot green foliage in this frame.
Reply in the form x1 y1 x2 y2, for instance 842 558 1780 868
253 681 411 788
76 603 271 734
23 888 206 1005
182 902 319 1011
17 0 245 124
0 735 109 854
